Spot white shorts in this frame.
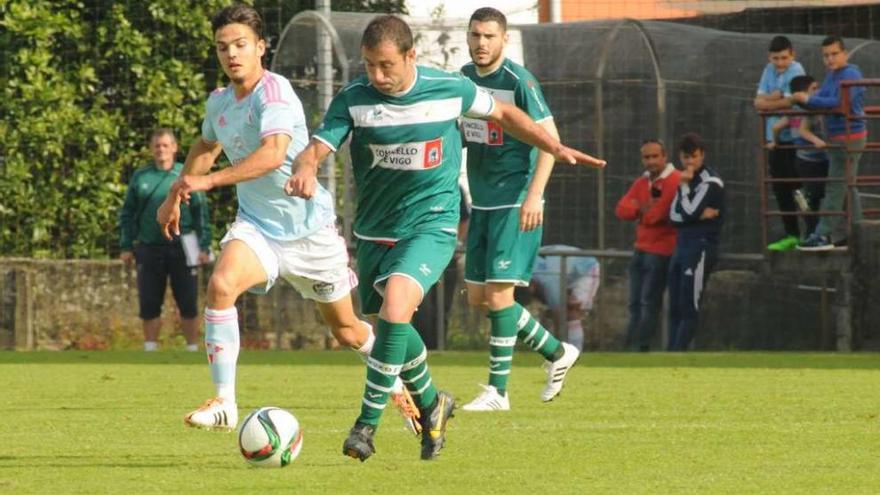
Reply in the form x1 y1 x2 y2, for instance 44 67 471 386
220 218 357 303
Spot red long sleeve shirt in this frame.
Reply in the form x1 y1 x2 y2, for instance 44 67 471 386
615 163 681 256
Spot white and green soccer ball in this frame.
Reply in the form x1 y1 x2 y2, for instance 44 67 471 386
238 407 303 467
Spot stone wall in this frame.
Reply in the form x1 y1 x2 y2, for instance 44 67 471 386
0 259 328 351
0 249 870 351
853 221 880 350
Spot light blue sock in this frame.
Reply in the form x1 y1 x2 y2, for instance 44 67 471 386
204 307 240 402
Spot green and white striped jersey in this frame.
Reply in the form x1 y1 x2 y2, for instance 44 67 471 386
461 58 553 209
314 66 494 241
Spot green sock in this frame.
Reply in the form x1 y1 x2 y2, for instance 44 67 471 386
399 325 438 409
515 303 561 360
487 305 518 395
357 319 408 427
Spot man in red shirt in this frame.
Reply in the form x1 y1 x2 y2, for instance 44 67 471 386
615 140 680 351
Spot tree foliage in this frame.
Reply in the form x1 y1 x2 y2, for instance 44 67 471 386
1 0 405 258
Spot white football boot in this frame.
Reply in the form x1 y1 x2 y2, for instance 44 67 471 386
389 377 421 435
541 342 580 402
462 384 510 411
184 397 238 431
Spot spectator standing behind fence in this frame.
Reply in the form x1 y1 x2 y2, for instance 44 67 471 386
615 140 680 352
794 36 867 251
770 75 829 236
119 129 212 352
668 133 724 351
754 35 805 252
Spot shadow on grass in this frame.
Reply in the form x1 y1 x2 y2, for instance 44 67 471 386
0 350 878 369
0 454 183 469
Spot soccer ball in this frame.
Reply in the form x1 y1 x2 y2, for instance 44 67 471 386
238 407 303 467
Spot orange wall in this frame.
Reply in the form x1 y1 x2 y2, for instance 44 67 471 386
538 0 699 22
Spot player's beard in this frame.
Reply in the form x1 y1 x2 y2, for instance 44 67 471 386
471 47 502 68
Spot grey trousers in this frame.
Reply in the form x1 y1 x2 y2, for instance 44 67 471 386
815 136 867 238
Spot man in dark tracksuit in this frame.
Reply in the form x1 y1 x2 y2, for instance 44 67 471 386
667 133 724 351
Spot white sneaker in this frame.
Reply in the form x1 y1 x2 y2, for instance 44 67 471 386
541 342 580 402
184 397 238 431
462 384 510 411
389 377 421 435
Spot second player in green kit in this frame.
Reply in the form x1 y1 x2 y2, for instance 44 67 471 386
461 8 605 412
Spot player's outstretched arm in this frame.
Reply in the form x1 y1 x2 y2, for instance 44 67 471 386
487 100 606 168
284 138 333 200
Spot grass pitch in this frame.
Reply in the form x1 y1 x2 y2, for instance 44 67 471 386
1 351 879 494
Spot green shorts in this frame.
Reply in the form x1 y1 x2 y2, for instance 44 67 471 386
356 230 457 315
464 207 542 287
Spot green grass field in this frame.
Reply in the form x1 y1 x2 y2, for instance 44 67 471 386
2 351 879 494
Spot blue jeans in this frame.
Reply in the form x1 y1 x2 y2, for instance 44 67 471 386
626 250 670 351
667 238 717 351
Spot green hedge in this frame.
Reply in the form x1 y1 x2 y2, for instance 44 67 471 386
0 0 404 259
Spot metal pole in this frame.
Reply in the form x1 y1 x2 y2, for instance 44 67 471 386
759 113 769 251
435 273 446 351
842 83 853 243
550 0 562 23
557 255 569 342
316 0 335 195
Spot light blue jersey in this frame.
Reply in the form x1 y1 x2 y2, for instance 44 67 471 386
202 71 335 240
532 245 600 312
756 61 805 142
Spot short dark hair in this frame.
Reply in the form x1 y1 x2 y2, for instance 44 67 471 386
150 128 176 143
361 15 413 53
212 4 264 40
469 7 507 31
641 138 666 153
678 133 705 155
768 35 792 53
822 35 845 50
789 75 815 94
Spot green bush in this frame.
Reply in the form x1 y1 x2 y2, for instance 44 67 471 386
1 0 405 259
1 0 228 258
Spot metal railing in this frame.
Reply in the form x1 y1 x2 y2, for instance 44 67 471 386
759 79 880 249
425 247 764 350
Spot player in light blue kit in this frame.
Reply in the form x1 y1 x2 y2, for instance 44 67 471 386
157 4 418 433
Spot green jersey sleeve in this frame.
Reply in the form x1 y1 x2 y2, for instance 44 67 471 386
461 76 495 118
118 172 139 251
313 92 353 151
515 75 552 122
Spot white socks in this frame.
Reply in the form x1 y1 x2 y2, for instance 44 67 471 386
205 307 240 402
353 321 375 359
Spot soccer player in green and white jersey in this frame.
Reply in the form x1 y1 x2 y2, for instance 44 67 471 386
285 15 604 462
460 8 602 412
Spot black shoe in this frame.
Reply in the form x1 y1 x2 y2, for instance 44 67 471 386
342 422 376 462
419 390 455 460
796 233 833 251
